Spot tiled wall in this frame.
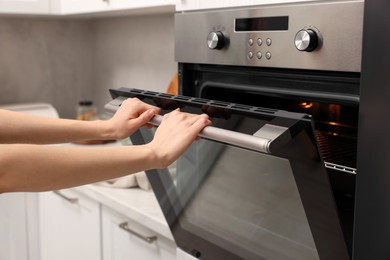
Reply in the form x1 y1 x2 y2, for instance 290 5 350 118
0 14 176 118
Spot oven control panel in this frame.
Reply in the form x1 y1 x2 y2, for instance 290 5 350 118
175 0 363 72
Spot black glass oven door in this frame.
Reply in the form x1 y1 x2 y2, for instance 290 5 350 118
106 88 350 260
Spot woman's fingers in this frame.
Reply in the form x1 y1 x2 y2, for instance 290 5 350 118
131 109 158 129
148 110 211 168
190 115 211 134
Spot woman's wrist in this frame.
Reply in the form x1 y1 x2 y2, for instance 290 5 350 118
85 120 116 140
140 144 161 169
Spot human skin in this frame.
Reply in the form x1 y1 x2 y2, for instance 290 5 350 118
0 98 211 193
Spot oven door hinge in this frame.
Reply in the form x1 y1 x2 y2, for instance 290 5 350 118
104 96 127 115
253 124 291 153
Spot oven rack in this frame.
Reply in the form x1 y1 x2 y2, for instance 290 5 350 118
316 131 357 175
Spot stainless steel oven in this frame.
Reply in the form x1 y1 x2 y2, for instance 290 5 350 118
105 1 365 259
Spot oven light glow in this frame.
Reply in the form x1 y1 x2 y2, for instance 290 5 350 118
300 102 313 108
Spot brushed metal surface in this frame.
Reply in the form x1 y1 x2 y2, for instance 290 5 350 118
175 0 363 72
294 30 312 51
150 114 272 153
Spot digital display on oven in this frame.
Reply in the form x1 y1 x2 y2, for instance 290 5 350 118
235 16 289 31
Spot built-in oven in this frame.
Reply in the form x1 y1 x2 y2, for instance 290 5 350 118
105 1 364 259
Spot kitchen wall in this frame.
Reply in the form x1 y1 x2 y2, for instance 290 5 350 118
93 14 176 113
0 13 176 118
0 17 94 118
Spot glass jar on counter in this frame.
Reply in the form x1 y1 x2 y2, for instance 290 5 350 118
76 101 97 121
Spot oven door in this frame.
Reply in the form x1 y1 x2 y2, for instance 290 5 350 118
106 88 350 260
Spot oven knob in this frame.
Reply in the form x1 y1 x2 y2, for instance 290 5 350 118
207 31 225 50
294 29 319 52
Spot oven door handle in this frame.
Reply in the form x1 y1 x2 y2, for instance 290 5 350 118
150 114 278 153
105 98 290 153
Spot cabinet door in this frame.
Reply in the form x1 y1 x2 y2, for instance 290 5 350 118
110 0 173 10
175 0 318 11
0 0 50 14
52 0 110 15
101 205 176 260
0 193 29 260
53 0 174 15
0 193 40 260
39 189 101 260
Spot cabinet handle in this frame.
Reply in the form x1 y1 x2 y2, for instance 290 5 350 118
118 222 157 244
53 191 78 204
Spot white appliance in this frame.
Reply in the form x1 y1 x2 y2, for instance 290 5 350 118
0 102 59 118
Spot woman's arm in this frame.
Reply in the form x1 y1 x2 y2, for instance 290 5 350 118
0 110 210 193
0 98 160 144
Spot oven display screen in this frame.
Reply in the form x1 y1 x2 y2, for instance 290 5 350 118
235 16 289 31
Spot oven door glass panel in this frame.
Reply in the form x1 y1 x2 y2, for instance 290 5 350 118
177 139 318 259
106 88 350 260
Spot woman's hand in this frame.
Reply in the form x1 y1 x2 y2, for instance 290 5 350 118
102 98 160 140
146 109 211 169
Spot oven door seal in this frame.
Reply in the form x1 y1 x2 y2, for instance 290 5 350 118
106 87 350 260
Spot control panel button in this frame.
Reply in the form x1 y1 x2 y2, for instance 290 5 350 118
257 38 263 46
294 29 319 52
247 51 253 59
265 51 272 60
256 52 262 59
248 38 254 46
207 31 226 50
266 38 272 46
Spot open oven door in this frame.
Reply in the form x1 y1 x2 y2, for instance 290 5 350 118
105 88 350 260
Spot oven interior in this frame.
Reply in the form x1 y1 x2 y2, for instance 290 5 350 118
179 63 360 253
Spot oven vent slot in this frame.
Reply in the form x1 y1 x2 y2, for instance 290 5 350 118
211 101 229 107
129 89 142 93
144 91 159 95
173 96 191 101
254 108 277 114
231 104 252 110
159 93 174 98
192 98 208 104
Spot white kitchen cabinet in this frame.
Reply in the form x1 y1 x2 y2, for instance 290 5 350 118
0 0 50 14
101 205 176 260
0 193 40 260
175 0 319 11
52 0 174 16
0 193 31 260
51 0 110 15
0 0 173 16
110 0 173 10
39 189 101 260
